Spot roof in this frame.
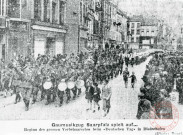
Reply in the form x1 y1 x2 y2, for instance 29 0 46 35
129 15 144 22
141 17 158 26
117 9 128 18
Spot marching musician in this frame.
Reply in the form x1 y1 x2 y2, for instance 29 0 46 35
14 62 33 111
119 54 124 75
70 70 77 100
57 79 65 107
45 66 57 105
65 67 72 103
31 65 42 104
8 61 22 104
40 64 48 101
123 67 129 88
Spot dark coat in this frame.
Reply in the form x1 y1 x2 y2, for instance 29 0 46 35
93 87 101 102
85 86 94 100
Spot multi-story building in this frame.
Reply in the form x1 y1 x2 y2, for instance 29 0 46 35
128 15 143 49
0 0 68 61
101 0 128 49
31 0 67 58
65 0 101 54
0 0 32 61
116 9 128 48
139 25 158 49
1 0 128 61
0 0 6 60
105 2 118 48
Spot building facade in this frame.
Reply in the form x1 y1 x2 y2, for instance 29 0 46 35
0 0 6 60
128 16 142 49
139 25 158 49
116 9 128 48
0 0 68 61
101 0 128 49
65 0 102 55
0 0 129 61
0 0 32 62
31 0 67 58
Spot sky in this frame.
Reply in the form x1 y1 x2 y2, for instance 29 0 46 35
117 0 183 35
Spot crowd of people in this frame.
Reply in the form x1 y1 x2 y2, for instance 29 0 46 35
137 51 183 119
0 47 154 117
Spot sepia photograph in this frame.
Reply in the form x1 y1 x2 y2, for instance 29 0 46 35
0 0 183 129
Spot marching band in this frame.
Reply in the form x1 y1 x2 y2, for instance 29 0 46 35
0 47 148 114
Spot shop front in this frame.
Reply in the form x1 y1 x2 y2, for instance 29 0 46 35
32 25 66 58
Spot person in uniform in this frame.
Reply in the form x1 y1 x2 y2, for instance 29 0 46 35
57 79 66 107
123 67 129 88
119 54 124 75
40 64 48 101
44 67 57 105
125 56 129 67
31 65 42 104
8 62 22 104
131 56 134 67
65 67 72 103
19 63 33 111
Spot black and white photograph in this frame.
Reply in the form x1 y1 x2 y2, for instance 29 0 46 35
0 0 183 134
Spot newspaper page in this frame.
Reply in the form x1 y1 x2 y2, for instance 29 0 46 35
0 0 183 135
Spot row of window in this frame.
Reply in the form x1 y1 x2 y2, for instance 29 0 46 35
0 0 6 16
131 22 141 28
131 37 139 43
141 30 155 33
0 0 65 24
131 30 155 35
34 0 65 25
131 29 140 35
80 1 100 35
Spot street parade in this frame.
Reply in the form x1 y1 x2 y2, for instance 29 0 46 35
1 45 183 119
0 0 183 123
0 47 142 114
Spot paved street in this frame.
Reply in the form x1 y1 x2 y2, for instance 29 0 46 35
0 56 182 120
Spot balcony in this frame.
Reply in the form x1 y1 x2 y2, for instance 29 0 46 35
31 19 67 30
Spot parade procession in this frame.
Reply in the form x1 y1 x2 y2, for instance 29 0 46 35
0 0 183 121
0 48 149 114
